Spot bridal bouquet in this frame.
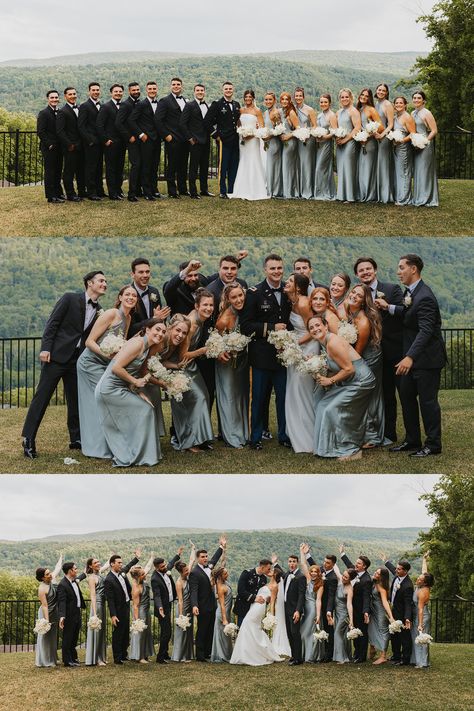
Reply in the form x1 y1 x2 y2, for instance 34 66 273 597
267 330 297 351
147 354 171 381
386 129 405 143
255 126 272 140
292 126 311 143
223 330 252 354
329 127 347 139
271 123 286 137
99 332 126 357
33 618 51 635
130 618 147 634
237 125 255 144
176 614 192 631
261 613 277 631
297 354 328 377
415 632 433 646
313 625 329 642
410 132 430 149
353 130 369 143
205 329 226 359
165 371 192 402
277 340 303 368
365 120 381 135
223 622 239 639
310 126 328 139
87 615 102 631
347 627 363 640
338 321 358 344
388 619 404 634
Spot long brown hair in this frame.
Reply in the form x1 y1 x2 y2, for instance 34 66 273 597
309 565 324 595
280 92 297 118
219 282 246 315
310 287 339 316
345 284 382 346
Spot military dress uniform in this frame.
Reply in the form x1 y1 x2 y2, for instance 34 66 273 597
204 97 240 196
233 568 268 627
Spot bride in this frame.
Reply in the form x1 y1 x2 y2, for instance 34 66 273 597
228 89 270 201
230 568 287 665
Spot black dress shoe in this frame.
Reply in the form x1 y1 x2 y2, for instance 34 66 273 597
169 194 181 199
109 195 121 201
190 194 201 199
47 197 62 203
114 660 124 665
88 195 102 201
288 659 302 666
262 430 273 440
409 446 441 457
219 193 228 199
143 195 156 201
198 442 214 451
23 438 37 459
67 196 81 202
196 658 208 662
200 191 215 197
153 192 162 198
179 191 191 197
128 196 139 202
69 440 82 450
57 196 66 202
250 442 263 451
64 663 76 667
389 441 420 453
279 441 292 449
156 659 168 664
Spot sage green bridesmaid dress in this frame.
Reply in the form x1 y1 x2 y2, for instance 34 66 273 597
171 579 194 661
215 321 250 448
280 109 300 199
35 583 59 667
210 584 233 662
393 115 413 205
412 108 439 207
130 581 155 660
333 583 352 663
336 109 358 202
314 111 336 201
85 575 107 665
263 109 282 198
410 589 431 667
361 342 389 447
296 107 316 198
368 585 390 652
375 100 394 203
357 110 378 202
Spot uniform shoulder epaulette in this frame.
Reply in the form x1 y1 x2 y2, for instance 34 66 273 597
249 286 257 291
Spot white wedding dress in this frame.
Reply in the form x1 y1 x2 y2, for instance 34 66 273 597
228 113 270 201
271 579 292 656
230 585 284 666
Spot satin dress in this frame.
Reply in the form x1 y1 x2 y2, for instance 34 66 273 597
410 589 431 667
333 583 352 663
215 319 250 448
296 106 316 198
171 580 194 662
85 575 107 665
336 109 358 201
230 586 283 666
368 586 389 652
211 584 234 662
35 583 59 667
357 110 378 202
263 109 283 197
130 581 155 660
412 108 439 207
280 110 300 199
375 100 394 203
393 115 413 205
228 114 269 201
361 342 388 447
314 111 336 201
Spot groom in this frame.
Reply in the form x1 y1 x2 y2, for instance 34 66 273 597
233 559 272 627
275 554 306 665
189 536 226 661
204 81 240 197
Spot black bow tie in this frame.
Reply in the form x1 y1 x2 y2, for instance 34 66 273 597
141 289 149 297
115 101 121 106
270 286 282 293
88 299 99 307
95 102 101 107
199 101 207 105
151 99 157 103
71 105 78 109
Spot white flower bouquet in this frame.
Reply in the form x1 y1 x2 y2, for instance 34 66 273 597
410 133 430 149
165 371 192 402
147 354 170 381
223 622 239 639
87 615 102 630
277 342 303 368
271 123 286 137
365 120 381 135
329 127 347 139
386 129 405 143
389 619 404 634
297 354 328 377
130 618 148 634
347 627 363 640
237 125 256 142
313 625 329 642
262 613 277 631
353 130 369 143
255 126 272 140
338 321 359 344
292 126 311 143
205 329 226 359
33 618 51 635
415 632 433 646
310 126 329 139
267 330 297 350
223 330 252 354
176 614 192 631
99 332 126 357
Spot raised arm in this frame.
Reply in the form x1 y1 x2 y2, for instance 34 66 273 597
51 554 63 581
143 554 154 576
299 543 311 580
188 541 196 569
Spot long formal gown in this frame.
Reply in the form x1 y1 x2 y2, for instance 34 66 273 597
296 107 315 198
77 311 127 458
170 323 214 450
333 583 352 663
410 590 431 667
313 344 376 458
85 574 107 665
95 335 162 467
361 342 389 447
280 110 299 199
228 114 269 201
314 111 336 201
393 116 413 205
130 581 155 661
171 580 194 662
357 110 378 202
263 109 282 197
375 100 394 203
412 108 439 207
215 325 249 448
368 586 389 652
230 585 283 666
300 581 318 662
272 578 291 657
336 109 358 201
35 583 59 667
211 584 233 662
285 312 319 453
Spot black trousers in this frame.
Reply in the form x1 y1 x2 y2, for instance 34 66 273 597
219 136 239 195
352 608 369 661
84 143 104 197
140 138 161 197
188 140 210 194
400 367 442 450
165 139 189 195
62 147 86 198
390 626 412 663
285 609 302 662
42 146 63 199
111 603 131 663
126 139 141 197
103 141 126 196
62 610 81 665
195 609 215 661
382 355 402 442
156 612 172 660
22 355 80 443
322 612 335 661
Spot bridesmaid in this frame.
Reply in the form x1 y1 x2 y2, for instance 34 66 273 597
314 93 337 201
263 92 283 198
35 554 63 667
215 282 250 449
374 83 395 203
279 92 300 198
85 556 110 666
332 566 357 664
95 318 167 467
77 285 137 459
308 315 376 461
368 567 395 665
129 556 155 663
294 87 317 198
329 272 351 319
172 544 196 662
310 287 341 333
211 567 233 663
299 544 324 663
411 90 439 207
392 96 416 206
411 552 434 668
356 88 383 202
335 88 361 202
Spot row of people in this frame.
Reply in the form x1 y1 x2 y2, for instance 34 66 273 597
37 78 438 206
34 541 434 669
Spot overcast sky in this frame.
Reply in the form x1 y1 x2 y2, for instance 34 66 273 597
0 475 438 540
1 1 436 62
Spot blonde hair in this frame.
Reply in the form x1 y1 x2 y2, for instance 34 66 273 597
338 88 354 104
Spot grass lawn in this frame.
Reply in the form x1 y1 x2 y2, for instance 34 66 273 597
0 179 472 238
0 644 472 711
1 390 472 474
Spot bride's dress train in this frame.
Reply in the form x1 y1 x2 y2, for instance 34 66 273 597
230 585 284 666
228 114 270 201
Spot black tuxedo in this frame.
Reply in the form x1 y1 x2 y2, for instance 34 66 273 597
116 96 142 198
341 554 372 661
22 291 100 444
129 98 161 198
150 554 180 661
37 106 63 200
104 557 139 663
56 103 85 199
156 93 189 196
128 284 162 337
385 560 414 663
188 547 223 660
162 271 216 316
97 99 125 198
204 97 240 195
394 280 447 450
279 567 306 663
180 99 211 195
78 98 104 197
233 568 268 626
57 576 86 665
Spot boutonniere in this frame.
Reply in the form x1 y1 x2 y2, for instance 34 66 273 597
165 570 172 577
96 308 105 317
150 293 158 303
353 577 360 585
403 294 412 307
376 291 385 299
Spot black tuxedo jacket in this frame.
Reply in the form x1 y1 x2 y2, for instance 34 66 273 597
341 554 372 616
57 576 86 619
394 280 447 370
129 98 160 141
305 556 337 615
56 104 82 150
37 106 60 150
180 99 210 144
189 547 223 612
163 272 217 316
41 292 100 363
240 280 293 370
156 93 187 142
280 568 306 615
78 98 101 146
385 561 414 621
233 568 268 618
96 99 123 144
150 555 180 616
116 96 141 142
104 557 139 617
128 284 162 337
204 97 241 143
373 279 404 360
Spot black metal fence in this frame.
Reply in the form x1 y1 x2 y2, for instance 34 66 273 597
0 129 472 186
1 597 472 653
1 328 472 410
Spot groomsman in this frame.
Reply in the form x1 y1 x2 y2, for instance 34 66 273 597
306 547 338 662
150 546 183 663
384 558 414 665
129 81 162 200
156 77 189 198
339 545 372 662
128 257 170 337
240 253 292 450
189 537 226 661
293 257 327 294
78 82 105 200
204 81 240 198
21 270 107 458
116 82 142 201
104 551 140 665
355 256 404 443
205 252 249 314
233 559 271 627
56 87 85 201
37 90 64 203
163 259 213 316
57 562 86 667
377 254 447 456
275 555 306 665
96 83 126 200
180 83 213 198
